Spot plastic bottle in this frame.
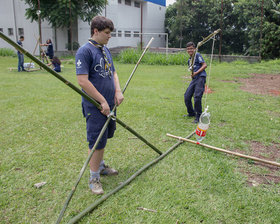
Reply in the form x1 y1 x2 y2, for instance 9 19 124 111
195 106 210 143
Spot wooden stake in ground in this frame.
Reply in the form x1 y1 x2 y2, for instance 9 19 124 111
166 133 280 168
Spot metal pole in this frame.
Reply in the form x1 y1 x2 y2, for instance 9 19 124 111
166 133 280 168
259 0 264 61
37 0 42 61
68 131 195 224
166 33 168 56
219 0 223 63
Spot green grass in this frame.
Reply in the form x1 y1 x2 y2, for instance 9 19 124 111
0 56 280 223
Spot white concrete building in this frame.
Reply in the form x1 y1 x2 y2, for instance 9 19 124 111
0 0 166 54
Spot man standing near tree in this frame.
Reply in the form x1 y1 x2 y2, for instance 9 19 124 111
17 36 26 72
75 16 124 195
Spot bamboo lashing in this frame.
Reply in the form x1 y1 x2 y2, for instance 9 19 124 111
166 133 280 168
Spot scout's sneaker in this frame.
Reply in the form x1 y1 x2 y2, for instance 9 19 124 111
89 178 104 195
192 118 199 124
100 165 118 176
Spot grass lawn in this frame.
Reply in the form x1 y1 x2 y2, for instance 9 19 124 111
0 56 279 223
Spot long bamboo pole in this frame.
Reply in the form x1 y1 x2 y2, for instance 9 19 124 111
166 133 280 168
56 37 158 224
56 117 111 224
190 29 221 75
0 32 161 155
68 131 195 224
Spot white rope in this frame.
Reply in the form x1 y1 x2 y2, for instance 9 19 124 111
203 37 216 109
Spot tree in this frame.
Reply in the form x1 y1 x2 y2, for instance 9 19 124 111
23 0 106 51
165 0 280 59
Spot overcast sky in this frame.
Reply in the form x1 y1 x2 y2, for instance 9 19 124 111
166 0 176 6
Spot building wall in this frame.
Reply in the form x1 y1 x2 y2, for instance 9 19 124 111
1 0 166 53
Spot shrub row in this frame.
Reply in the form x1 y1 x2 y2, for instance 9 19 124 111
0 48 16 57
115 48 190 66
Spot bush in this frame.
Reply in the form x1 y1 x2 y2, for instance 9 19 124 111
116 48 190 66
0 48 16 57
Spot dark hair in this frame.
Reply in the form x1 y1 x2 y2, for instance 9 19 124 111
52 56 61 65
90 16 114 36
20 36 24 39
186 42 195 48
47 39 52 44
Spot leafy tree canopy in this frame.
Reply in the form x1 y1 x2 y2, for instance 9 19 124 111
165 0 280 59
23 0 106 28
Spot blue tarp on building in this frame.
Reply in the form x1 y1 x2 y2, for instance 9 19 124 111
144 0 166 7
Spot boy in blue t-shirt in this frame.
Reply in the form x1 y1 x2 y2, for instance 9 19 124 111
75 16 124 195
184 42 207 123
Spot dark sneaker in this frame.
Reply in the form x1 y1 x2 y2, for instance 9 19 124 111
192 118 199 124
89 178 104 195
100 165 118 176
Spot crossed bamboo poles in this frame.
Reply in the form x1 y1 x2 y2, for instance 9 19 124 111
190 29 221 75
0 32 164 222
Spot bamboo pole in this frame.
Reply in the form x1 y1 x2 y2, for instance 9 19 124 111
190 29 221 75
56 37 159 224
0 32 161 155
122 37 154 94
68 131 195 224
56 117 112 224
166 133 280 168
0 32 102 110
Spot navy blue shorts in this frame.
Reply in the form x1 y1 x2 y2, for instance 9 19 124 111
82 103 116 150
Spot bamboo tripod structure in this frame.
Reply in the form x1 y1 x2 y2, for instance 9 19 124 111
166 133 280 168
0 32 163 222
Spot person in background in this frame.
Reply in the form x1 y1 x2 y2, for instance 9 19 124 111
184 42 207 123
17 36 26 72
40 39 54 60
48 56 61 72
75 16 124 195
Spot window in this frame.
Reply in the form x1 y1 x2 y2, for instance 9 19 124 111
124 31 131 37
8 28 14 36
0 28 3 33
133 31 140 37
134 1 140 8
111 29 116 37
118 0 121 3
125 0 131 6
118 30 122 37
18 28 24 36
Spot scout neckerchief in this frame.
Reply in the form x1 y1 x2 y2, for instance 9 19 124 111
88 39 112 79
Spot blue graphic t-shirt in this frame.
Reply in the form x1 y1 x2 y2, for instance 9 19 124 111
188 52 207 79
75 42 115 107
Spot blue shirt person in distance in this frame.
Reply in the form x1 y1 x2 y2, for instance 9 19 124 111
17 36 26 72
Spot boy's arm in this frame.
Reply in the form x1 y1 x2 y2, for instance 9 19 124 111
77 74 110 116
191 62 207 78
113 71 124 106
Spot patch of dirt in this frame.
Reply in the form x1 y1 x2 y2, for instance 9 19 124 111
239 73 280 96
236 141 280 187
